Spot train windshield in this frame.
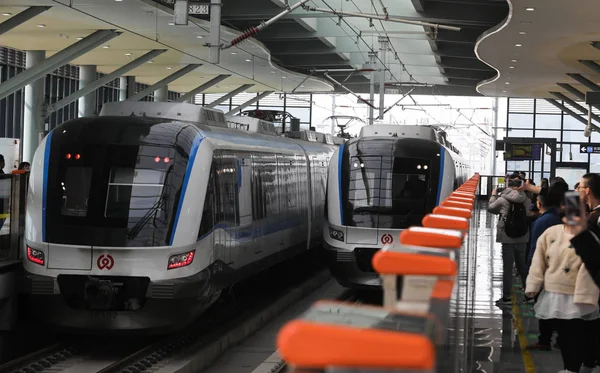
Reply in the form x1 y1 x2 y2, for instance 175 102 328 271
45 117 199 247
346 156 431 229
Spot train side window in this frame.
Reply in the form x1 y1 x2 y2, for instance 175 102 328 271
198 165 216 239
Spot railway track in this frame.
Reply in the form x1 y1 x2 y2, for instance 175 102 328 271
1 251 333 373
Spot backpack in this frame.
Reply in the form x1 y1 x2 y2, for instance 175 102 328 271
504 201 528 238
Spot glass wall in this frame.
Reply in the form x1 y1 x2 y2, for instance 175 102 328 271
504 97 594 185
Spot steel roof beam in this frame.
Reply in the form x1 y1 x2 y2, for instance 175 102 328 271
0 6 50 36
550 91 600 123
0 29 120 101
206 84 254 108
567 73 600 92
545 99 600 132
129 64 202 101
227 92 274 115
579 60 600 75
46 49 167 114
557 83 585 100
175 75 231 102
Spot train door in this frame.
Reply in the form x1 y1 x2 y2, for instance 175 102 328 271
214 151 239 266
276 155 289 250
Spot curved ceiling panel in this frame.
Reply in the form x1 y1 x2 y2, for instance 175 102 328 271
476 0 600 99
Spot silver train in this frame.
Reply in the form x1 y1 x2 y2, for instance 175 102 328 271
322 125 470 289
23 101 337 333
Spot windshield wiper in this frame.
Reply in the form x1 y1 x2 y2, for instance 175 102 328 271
127 193 167 240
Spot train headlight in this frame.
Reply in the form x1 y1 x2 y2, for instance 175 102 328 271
167 250 195 270
329 228 345 242
27 246 45 265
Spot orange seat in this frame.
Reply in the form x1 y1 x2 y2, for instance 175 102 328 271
433 205 472 219
422 214 469 231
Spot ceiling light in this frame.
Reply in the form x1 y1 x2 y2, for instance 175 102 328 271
519 31 527 35
167 66 172 70
125 53 132 56
231 52 237 55
196 35 203 39
509 66 515 69
521 21 532 25
37 24 46 28
301 85 305 88
77 37 84 40
168 22 174 25
525 7 535 11
515 43 522 47
245 59 252 62
505 82 510 85
270 71 276 74
282 76 287 79
2 13 12 16
115 0 123 2
148 60 154 64
102 45 110 49
511 59 517 62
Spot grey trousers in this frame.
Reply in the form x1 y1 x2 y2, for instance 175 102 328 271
502 242 528 298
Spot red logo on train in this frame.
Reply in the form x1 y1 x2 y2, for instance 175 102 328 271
97 254 115 270
381 234 393 245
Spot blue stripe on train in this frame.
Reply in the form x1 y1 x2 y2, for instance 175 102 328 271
436 146 445 205
42 131 54 242
170 134 204 245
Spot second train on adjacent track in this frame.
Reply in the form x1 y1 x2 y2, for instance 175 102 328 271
323 124 470 288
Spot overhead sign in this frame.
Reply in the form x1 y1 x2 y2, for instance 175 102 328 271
586 91 600 105
579 143 600 153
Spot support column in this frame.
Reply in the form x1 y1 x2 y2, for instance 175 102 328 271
368 52 377 125
119 76 136 100
23 50 46 163
78 65 97 117
154 86 168 102
378 37 388 120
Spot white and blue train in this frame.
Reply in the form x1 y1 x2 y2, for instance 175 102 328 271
23 101 337 332
322 124 470 288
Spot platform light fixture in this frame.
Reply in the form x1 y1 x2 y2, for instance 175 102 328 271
245 59 252 62
511 59 518 62
231 52 237 55
77 37 83 40
37 24 46 28
525 7 535 11
282 76 287 79
2 13 12 16
505 82 510 85
167 66 172 70
102 45 110 49
519 31 527 35
125 53 132 56
515 43 522 47
169 22 175 25
196 35 203 39
509 66 515 69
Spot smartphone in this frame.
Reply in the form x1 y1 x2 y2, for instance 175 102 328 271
564 191 581 226
507 179 523 188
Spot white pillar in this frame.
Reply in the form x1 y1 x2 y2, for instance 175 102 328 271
23 50 46 163
119 76 135 100
78 65 97 117
154 86 168 102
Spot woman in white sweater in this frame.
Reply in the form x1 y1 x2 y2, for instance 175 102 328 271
526 223 600 373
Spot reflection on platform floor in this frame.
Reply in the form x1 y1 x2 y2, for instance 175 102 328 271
461 203 562 373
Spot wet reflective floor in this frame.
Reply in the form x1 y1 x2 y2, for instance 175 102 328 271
453 203 562 373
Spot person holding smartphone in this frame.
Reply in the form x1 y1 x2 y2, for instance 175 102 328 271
526 190 599 373
488 172 531 305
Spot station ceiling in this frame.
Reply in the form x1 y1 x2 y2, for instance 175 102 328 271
0 0 510 96
477 0 600 101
